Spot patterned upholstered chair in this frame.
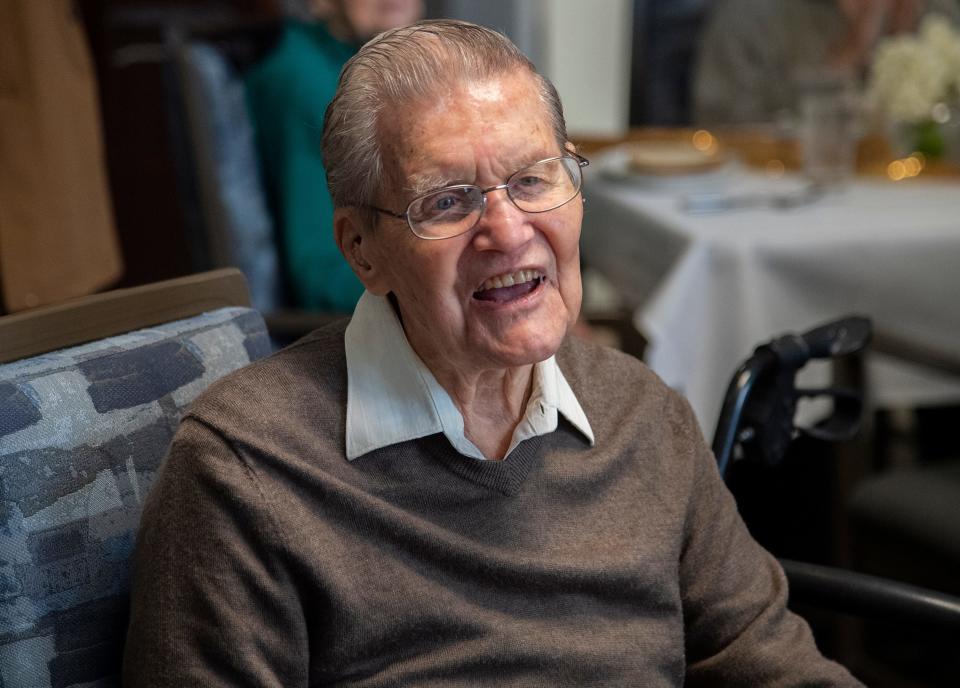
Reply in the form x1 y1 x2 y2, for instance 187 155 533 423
0 269 271 687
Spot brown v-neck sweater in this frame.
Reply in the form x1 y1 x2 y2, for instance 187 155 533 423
123 321 862 686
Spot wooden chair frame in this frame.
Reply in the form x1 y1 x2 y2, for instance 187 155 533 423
0 268 251 364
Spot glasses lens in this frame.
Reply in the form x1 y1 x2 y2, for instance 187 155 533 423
408 186 484 239
507 157 582 213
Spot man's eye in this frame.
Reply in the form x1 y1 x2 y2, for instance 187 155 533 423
517 175 546 187
433 194 460 211
512 174 549 199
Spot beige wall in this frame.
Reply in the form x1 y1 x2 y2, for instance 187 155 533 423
438 0 634 138
539 0 633 137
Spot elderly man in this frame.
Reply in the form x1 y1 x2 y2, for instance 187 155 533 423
123 19 863 686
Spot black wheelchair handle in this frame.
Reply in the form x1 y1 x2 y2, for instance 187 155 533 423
713 315 873 478
800 315 872 360
795 385 863 444
760 316 871 372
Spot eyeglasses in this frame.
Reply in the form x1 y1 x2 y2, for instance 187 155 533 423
367 154 589 240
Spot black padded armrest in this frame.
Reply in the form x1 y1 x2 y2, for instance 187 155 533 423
781 559 960 631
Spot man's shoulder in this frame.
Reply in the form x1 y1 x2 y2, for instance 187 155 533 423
557 335 686 421
186 319 349 428
557 335 661 390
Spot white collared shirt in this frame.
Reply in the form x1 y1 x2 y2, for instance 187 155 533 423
344 292 595 461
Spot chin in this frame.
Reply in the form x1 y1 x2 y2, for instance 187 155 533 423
486 319 569 368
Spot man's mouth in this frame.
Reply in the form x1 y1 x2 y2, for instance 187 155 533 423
473 269 544 303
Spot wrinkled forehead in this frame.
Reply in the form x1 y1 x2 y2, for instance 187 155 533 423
376 72 557 195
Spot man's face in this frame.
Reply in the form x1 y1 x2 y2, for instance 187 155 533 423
356 71 583 379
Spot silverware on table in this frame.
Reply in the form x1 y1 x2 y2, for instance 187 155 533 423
679 183 826 214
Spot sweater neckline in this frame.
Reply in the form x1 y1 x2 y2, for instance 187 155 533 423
424 434 545 496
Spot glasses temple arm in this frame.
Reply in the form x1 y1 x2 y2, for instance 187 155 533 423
367 205 407 220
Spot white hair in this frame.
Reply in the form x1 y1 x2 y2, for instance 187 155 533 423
321 19 568 217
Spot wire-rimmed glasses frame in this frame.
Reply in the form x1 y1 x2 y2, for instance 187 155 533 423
366 153 589 240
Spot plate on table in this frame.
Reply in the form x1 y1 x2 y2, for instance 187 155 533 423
597 141 734 190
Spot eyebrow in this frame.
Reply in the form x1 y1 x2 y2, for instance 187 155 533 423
406 172 457 197
404 151 561 198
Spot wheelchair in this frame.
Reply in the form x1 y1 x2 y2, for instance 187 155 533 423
713 315 960 684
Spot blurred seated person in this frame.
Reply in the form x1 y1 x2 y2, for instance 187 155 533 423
693 0 960 125
124 20 864 686
245 0 423 312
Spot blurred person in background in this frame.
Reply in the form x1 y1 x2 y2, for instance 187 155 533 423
245 0 424 313
693 0 960 125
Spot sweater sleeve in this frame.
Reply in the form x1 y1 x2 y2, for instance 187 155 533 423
122 417 309 687
673 396 863 687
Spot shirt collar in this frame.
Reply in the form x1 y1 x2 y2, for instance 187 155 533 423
344 292 594 460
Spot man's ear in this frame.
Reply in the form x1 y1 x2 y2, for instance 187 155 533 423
333 208 390 295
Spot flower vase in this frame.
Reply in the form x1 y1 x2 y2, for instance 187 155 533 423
890 106 960 164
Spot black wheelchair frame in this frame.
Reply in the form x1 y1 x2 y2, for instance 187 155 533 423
711 316 960 632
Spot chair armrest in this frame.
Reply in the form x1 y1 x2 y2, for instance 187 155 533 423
781 559 960 631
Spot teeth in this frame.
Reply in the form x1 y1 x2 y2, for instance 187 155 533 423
479 270 541 292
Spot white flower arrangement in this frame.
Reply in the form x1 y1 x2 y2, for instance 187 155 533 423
867 15 960 124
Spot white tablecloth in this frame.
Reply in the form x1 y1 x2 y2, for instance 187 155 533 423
581 154 960 434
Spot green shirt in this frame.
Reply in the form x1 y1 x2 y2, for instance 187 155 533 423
245 21 363 312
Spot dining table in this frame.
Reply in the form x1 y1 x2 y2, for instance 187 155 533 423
575 128 960 435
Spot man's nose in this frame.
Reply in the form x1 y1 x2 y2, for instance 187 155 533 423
472 188 534 251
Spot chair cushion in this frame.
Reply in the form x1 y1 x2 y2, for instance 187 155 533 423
0 307 270 687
